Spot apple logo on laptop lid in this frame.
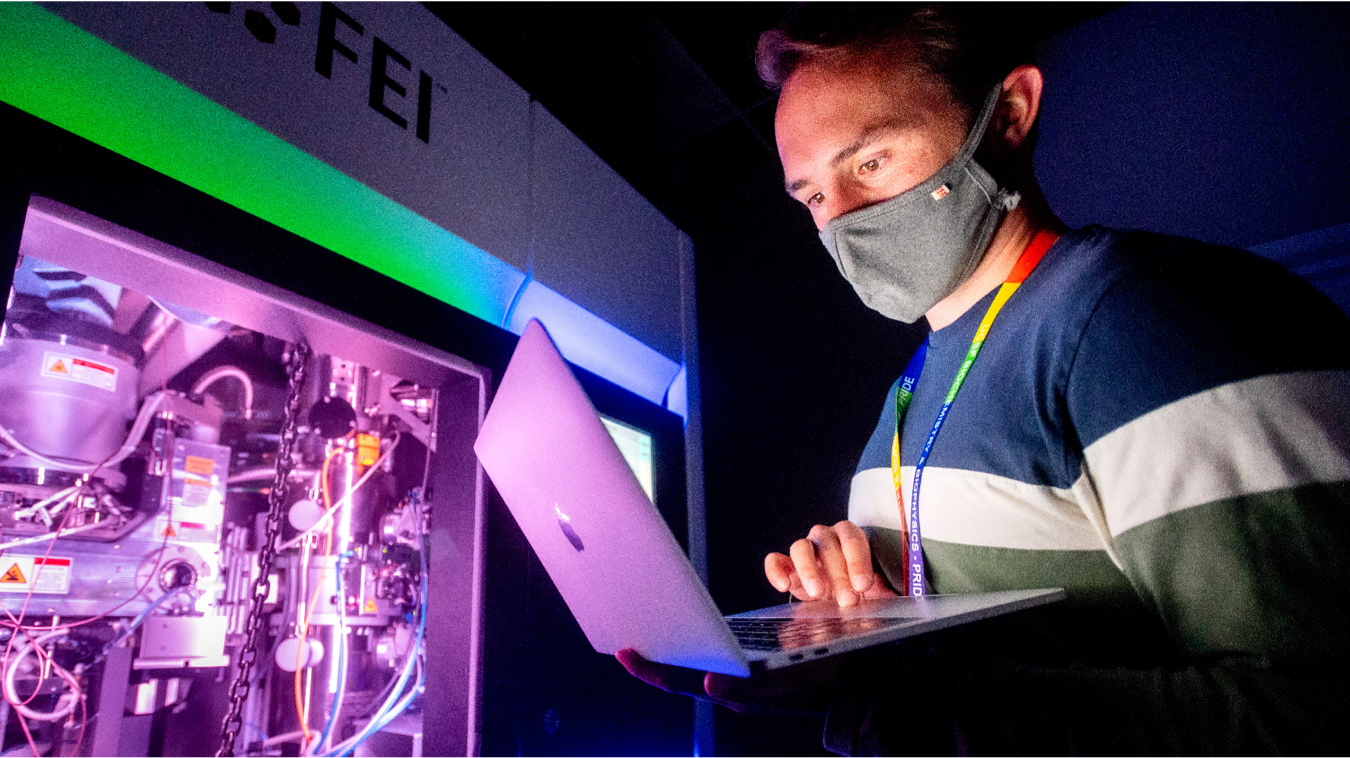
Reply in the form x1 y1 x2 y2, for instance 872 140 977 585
555 504 585 552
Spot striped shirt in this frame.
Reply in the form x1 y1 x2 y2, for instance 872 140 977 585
828 227 1350 754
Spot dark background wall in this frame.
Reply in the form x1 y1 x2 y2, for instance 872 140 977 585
1035 2 1350 249
431 3 1350 754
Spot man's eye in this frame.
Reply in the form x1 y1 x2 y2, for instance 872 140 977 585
859 158 881 174
807 192 825 206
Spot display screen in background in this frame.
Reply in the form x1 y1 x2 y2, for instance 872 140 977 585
600 415 654 503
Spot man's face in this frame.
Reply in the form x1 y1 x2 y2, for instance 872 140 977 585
776 55 970 230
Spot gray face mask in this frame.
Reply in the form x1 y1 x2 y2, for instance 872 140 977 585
817 85 1021 323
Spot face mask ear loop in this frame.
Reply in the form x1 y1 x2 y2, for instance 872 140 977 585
956 186 1021 287
953 87 1021 283
965 85 1023 217
952 84 1006 168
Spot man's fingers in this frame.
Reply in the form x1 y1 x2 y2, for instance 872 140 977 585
617 649 706 697
809 524 858 606
765 552 795 593
771 522 887 605
834 520 876 594
703 672 751 713
616 647 665 685
788 537 826 599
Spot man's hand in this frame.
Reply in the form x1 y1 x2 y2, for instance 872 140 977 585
765 520 896 607
616 649 838 714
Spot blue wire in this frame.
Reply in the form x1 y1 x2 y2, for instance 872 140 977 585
244 721 269 743
324 503 428 757
328 564 426 756
364 585 426 733
316 552 350 751
369 664 426 735
327 622 424 757
101 586 193 656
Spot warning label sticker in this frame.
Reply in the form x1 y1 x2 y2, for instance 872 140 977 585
0 556 72 594
184 456 215 476
155 517 217 543
41 352 117 392
181 478 213 508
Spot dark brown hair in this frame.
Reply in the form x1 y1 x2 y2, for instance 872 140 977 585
757 3 1036 127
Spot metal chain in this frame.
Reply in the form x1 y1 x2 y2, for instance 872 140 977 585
217 343 310 757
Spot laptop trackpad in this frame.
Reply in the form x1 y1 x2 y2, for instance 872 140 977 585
726 615 914 652
730 595 930 620
726 596 922 654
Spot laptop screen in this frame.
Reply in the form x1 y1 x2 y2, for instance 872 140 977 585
600 415 654 503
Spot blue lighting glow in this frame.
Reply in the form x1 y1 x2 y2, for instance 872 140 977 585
506 280 682 408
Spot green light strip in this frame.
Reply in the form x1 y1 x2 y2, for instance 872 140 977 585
0 2 522 324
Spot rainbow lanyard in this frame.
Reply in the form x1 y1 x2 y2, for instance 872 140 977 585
889 230 1059 596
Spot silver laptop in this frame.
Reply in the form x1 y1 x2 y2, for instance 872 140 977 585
474 319 1064 677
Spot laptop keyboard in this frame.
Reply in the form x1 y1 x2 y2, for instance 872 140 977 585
726 616 914 653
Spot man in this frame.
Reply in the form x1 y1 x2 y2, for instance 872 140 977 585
622 4 1350 753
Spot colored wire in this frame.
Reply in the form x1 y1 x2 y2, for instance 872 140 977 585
1 398 178 634
296 445 343 748
261 729 307 747
7 514 176 633
313 552 350 755
293 539 319 746
191 365 255 421
0 521 106 552
2 629 81 722
0 393 176 756
0 474 88 756
69 678 89 756
0 391 164 474
244 721 269 744
2 482 83 637
323 495 427 757
324 658 424 757
9 485 80 522
101 586 196 655
23 484 80 526
277 433 401 552
324 626 424 756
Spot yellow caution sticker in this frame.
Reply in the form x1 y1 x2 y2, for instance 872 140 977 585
0 557 72 594
41 351 117 391
363 597 378 614
0 563 26 584
154 517 217 543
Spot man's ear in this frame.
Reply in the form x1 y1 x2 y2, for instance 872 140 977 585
990 65 1043 156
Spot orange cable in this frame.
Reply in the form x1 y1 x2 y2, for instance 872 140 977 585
295 443 343 747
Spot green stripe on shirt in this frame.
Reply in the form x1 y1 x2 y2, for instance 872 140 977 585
1114 479 1350 661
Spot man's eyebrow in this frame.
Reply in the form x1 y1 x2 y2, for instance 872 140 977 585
829 119 909 168
783 119 913 196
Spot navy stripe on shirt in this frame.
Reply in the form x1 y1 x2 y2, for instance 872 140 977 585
857 226 1350 490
